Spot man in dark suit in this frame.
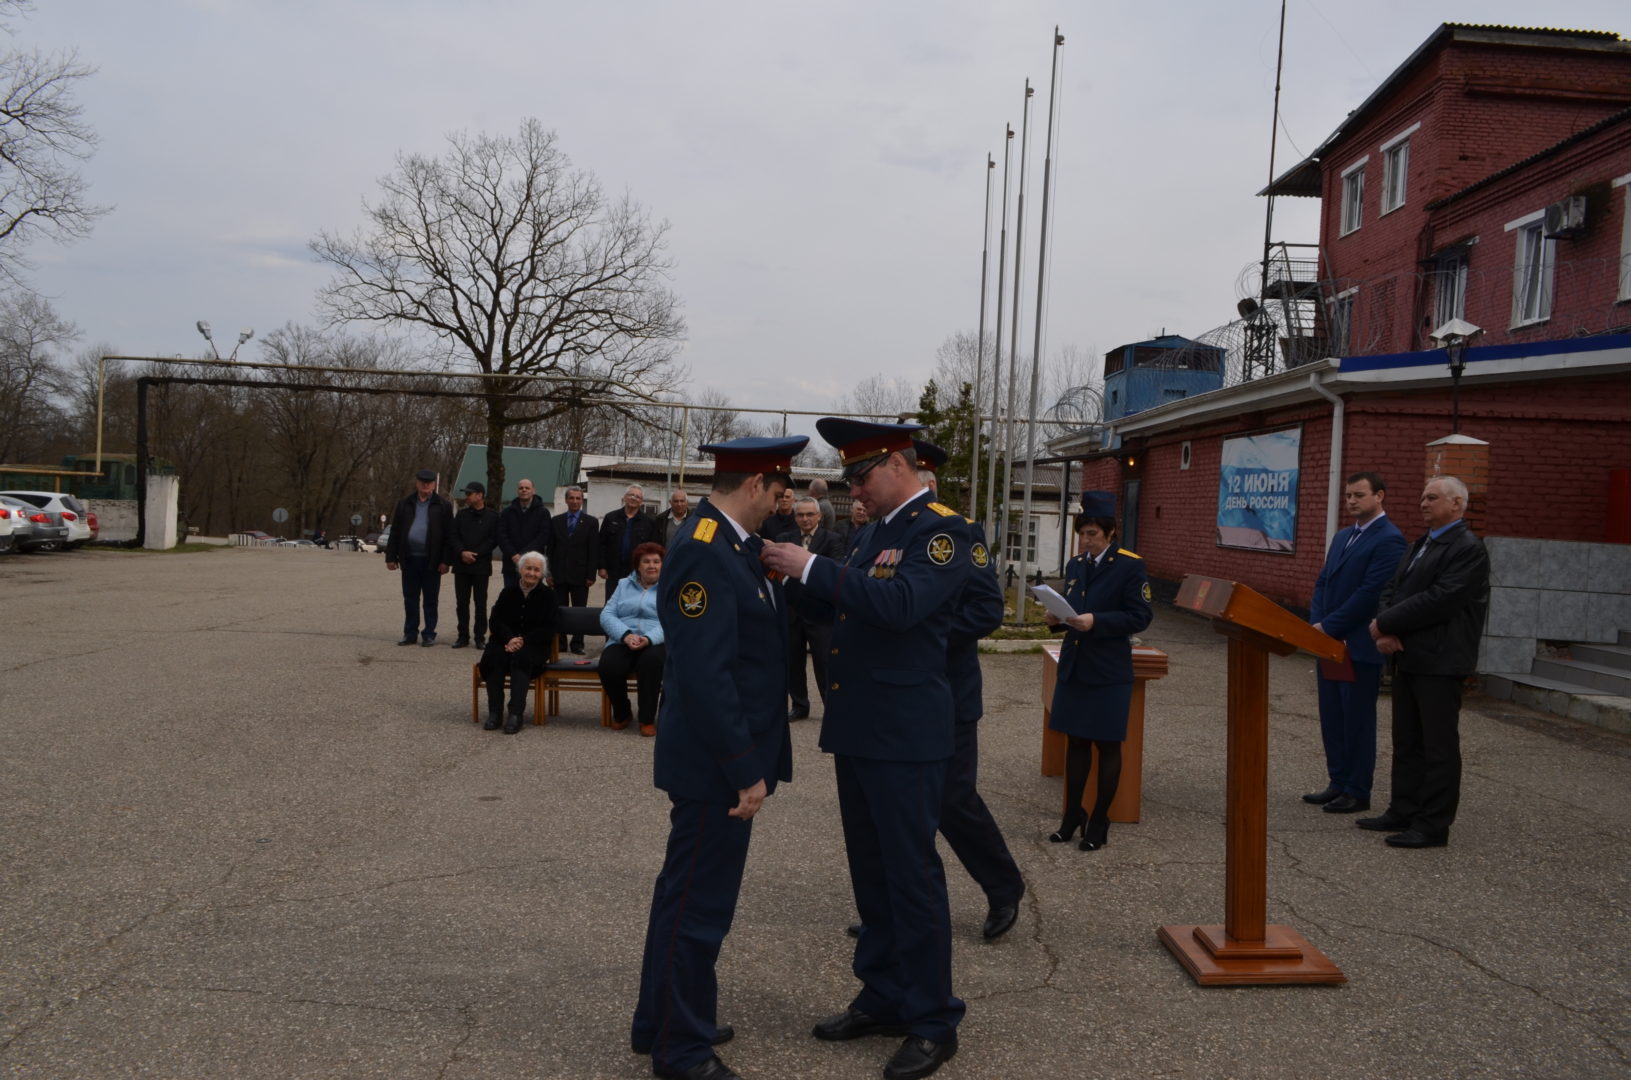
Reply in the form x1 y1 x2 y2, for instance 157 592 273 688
763 419 970 1080
545 485 598 654
599 484 657 600
384 468 456 646
1303 472 1408 814
786 495 844 720
449 480 501 649
758 484 797 543
497 478 551 591
1361 475 1490 849
631 437 806 1080
657 489 695 546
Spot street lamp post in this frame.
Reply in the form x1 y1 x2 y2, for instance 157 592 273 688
1430 318 1482 434
196 320 255 362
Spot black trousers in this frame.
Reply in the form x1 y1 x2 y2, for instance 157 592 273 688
452 572 489 643
939 720 1023 906
1386 670 1464 839
553 580 589 650
599 641 667 726
787 616 831 711
478 642 537 719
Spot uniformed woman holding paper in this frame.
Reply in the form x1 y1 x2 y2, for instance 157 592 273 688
1044 492 1153 851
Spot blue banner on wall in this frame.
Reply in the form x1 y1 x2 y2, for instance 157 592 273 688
1216 427 1301 553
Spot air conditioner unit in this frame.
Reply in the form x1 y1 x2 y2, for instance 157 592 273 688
1543 195 1587 238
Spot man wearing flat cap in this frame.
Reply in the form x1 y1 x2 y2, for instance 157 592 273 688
384 468 456 646
761 419 971 1080
449 480 500 649
631 436 806 1080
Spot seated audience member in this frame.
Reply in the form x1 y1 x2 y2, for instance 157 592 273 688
599 541 667 736
478 550 558 734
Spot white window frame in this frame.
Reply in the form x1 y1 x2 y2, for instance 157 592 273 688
1340 157 1368 236
1005 514 1039 564
1615 172 1631 302
1379 123 1418 215
1327 286 1358 356
1434 249 1468 326
1505 209 1554 327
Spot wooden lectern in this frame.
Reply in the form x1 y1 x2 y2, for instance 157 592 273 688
1041 644 1169 822
1157 575 1349 986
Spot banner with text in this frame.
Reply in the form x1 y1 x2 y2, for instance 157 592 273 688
1216 427 1301 553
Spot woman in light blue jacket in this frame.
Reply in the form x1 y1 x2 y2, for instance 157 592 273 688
599 541 667 734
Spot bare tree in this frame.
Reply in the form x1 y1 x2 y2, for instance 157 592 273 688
0 2 106 288
311 118 685 496
0 289 74 459
836 374 918 421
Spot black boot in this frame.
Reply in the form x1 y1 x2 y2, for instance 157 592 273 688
483 710 502 731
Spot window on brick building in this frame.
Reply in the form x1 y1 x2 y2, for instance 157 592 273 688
1507 211 1554 326
1434 250 1468 326
1327 289 1356 355
1616 173 1631 302
1379 124 1417 215
1340 158 1367 235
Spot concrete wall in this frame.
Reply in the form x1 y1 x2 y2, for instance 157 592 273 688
84 498 137 542
145 475 180 550
1479 537 1631 673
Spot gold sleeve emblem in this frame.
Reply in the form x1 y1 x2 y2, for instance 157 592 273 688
971 542 989 568
927 533 955 566
1141 581 1153 602
678 582 708 617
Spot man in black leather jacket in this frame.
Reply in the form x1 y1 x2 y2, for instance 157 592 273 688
1361 476 1490 849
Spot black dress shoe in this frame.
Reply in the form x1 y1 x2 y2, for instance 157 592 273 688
452 638 469 649
1079 837 1108 852
474 636 486 648
884 1034 958 1080
812 1007 907 1041
1357 812 1410 832
1048 817 1084 843
1323 794 1370 814
788 706 809 720
1385 829 1448 848
845 922 863 938
1302 784 1341 805
483 713 502 731
982 901 1019 940
632 1024 734 1055
420 637 436 647
396 637 416 646
652 1055 742 1080
502 714 523 734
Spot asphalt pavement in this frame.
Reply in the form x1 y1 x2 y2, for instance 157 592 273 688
2 545 1628 1079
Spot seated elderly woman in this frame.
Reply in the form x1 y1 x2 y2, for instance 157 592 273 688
599 540 666 736
479 550 558 734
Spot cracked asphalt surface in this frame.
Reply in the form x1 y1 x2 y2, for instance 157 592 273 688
3 546 1629 1079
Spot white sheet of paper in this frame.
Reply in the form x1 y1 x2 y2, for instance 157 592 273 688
1028 584 1077 622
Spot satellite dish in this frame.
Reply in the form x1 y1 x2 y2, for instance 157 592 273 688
1236 297 1261 320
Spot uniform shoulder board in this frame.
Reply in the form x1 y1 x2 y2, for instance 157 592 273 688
927 502 958 517
1117 547 1141 559
693 518 717 544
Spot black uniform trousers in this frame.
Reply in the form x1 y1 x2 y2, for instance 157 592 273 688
1386 670 1464 839
552 581 589 652
786 615 831 712
631 796 750 1074
938 720 1023 907
452 573 489 644
837 754 965 1042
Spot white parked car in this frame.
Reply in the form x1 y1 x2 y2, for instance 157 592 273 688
0 496 16 553
0 490 94 548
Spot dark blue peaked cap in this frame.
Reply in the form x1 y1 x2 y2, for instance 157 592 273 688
912 439 948 471
699 435 809 474
816 418 924 479
1079 490 1117 517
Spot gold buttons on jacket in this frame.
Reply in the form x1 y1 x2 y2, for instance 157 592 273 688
831 682 840 691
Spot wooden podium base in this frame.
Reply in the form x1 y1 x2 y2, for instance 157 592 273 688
1157 924 1347 985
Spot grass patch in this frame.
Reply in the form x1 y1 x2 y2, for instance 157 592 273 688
88 542 226 555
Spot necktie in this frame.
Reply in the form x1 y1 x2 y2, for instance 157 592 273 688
1344 527 1362 552
802 534 812 550
1408 538 1429 570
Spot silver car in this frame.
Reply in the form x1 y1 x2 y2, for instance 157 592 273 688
0 495 70 552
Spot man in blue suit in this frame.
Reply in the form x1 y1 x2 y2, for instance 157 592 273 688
1304 471 1408 815
763 419 971 1080
630 436 806 1080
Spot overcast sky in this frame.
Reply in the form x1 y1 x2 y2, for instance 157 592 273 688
23 0 1631 433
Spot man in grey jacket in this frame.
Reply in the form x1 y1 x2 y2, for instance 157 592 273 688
1361 476 1490 849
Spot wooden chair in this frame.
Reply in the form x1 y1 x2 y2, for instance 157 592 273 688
469 662 548 726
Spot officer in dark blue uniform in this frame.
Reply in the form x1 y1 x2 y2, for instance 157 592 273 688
631 436 806 1080
1045 491 1153 852
914 440 1024 939
762 419 969 1080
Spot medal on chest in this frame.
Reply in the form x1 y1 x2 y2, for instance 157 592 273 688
869 548 902 578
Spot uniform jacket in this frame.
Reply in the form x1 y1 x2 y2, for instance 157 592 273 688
1053 546 1154 687
1375 520 1490 676
498 497 552 566
653 499 792 803
792 489 971 762
948 519 1004 725
600 508 658 579
384 491 456 566
486 582 559 670
547 506 599 584
450 505 500 578
1310 514 1407 666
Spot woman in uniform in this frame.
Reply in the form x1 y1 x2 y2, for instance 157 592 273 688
1045 493 1153 851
